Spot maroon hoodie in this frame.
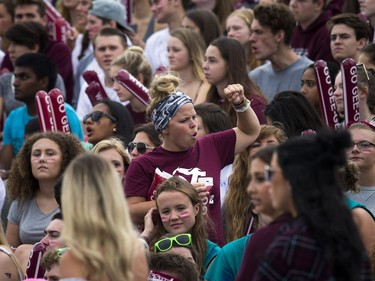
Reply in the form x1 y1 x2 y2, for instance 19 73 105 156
291 9 335 63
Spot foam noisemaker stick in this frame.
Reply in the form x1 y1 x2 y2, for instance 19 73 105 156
49 89 71 133
116 70 150 105
314 60 340 129
82 70 109 100
120 0 132 25
85 81 104 106
341 58 360 125
36 91 56 132
25 242 46 279
43 0 72 42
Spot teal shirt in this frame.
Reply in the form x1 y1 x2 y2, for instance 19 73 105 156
205 235 251 281
3 104 84 154
201 240 221 280
346 197 375 220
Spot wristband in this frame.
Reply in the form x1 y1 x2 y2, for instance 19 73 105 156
233 98 250 112
138 237 149 249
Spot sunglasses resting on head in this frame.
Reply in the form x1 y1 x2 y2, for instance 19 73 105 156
154 233 192 253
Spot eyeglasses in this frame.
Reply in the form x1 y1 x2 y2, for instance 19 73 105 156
154 233 192 253
264 165 281 182
357 63 370 81
350 141 375 151
82 111 118 125
127 142 155 154
56 247 69 257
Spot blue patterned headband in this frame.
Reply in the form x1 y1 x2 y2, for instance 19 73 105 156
151 92 192 132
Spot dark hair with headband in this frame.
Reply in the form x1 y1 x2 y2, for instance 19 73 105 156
147 74 192 132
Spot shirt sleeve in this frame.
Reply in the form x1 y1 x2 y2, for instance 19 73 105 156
7 200 21 225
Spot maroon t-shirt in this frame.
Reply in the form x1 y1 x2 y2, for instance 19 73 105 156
124 129 236 246
236 213 293 281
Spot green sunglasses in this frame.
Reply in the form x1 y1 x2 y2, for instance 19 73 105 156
56 247 69 257
154 233 192 253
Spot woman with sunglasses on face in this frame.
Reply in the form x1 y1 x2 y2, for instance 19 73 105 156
252 130 371 281
82 99 134 146
124 73 261 246
128 122 161 161
224 125 287 243
140 177 220 279
92 138 130 181
209 146 290 281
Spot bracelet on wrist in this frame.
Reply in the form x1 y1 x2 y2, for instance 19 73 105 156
233 98 251 112
138 237 149 249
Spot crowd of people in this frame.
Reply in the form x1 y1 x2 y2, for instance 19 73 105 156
0 0 375 280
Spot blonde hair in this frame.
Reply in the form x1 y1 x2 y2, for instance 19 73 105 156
224 125 287 242
146 73 181 118
61 153 141 281
169 28 206 81
226 8 262 70
91 138 130 169
111 46 153 88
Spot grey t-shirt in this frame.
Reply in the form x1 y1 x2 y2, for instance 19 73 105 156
249 56 313 101
346 186 375 216
7 198 60 244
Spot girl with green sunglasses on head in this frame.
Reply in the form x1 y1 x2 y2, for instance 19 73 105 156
140 177 221 279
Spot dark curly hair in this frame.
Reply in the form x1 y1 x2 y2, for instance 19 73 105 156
253 3 296 45
7 132 85 202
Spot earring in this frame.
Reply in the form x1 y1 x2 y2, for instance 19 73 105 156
113 128 117 132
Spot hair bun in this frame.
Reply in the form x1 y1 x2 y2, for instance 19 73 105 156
315 129 351 166
127 46 144 55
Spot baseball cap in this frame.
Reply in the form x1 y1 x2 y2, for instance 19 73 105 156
89 0 134 33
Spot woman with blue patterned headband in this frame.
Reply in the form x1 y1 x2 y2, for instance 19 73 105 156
124 73 260 246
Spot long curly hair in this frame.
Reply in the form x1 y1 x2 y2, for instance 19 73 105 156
61 153 141 281
153 177 208 273
224 125 287 242
7 132 84 202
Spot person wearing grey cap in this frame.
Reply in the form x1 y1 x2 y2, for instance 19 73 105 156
72 0 134 108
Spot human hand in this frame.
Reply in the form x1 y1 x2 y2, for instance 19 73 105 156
224 83 245 106
142 207 158 238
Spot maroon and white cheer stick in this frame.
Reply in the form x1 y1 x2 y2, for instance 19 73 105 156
82 70 109 103
116 69 150 105
85 81 103 106
341 58 360 125
49 89 71 133
36 90 56 132
314 60 340 129
25 242 46 279
43 0 73 43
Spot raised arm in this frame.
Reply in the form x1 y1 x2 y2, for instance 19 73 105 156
223 84 261 155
